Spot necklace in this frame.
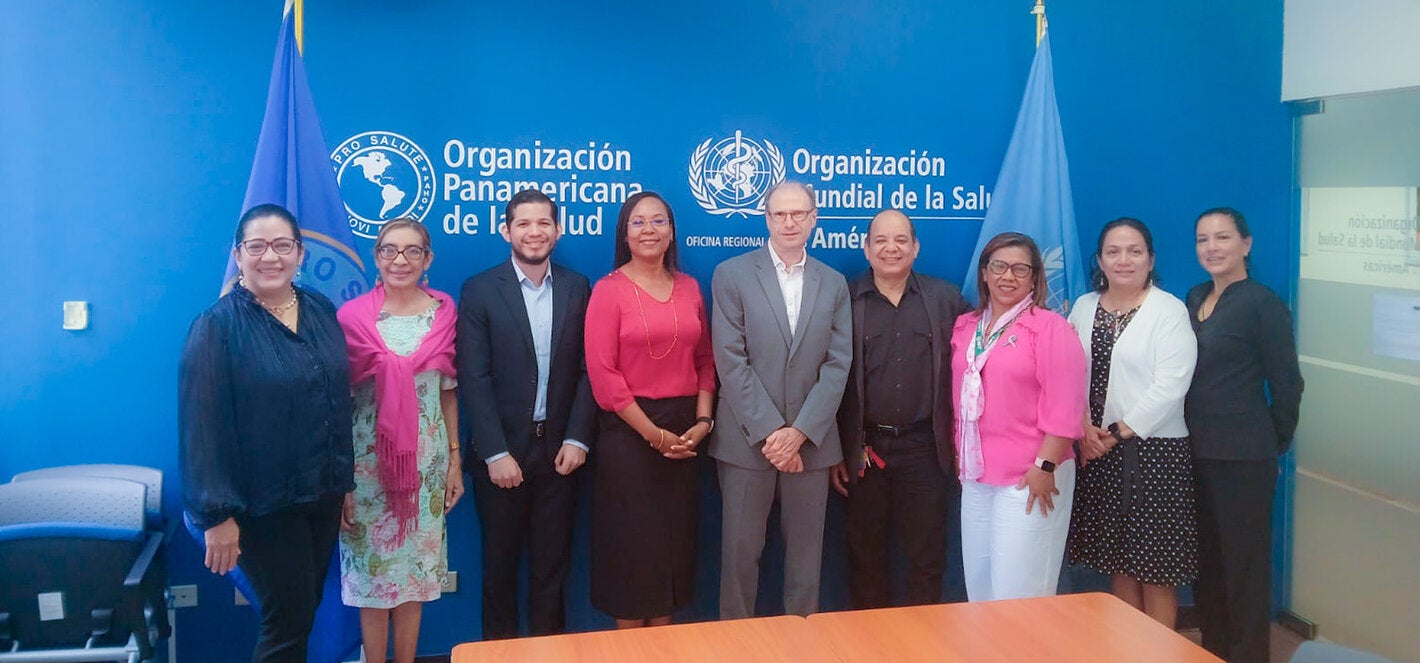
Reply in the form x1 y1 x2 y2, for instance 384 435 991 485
1096 305 1139 337
258 287 299 316
626 272 678 360
1100 287 1148 317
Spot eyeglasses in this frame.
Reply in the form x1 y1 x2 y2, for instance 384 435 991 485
238 238 300 256
769 210 813 223
376 244 429 261
986 260 1034 278
628 218 669 230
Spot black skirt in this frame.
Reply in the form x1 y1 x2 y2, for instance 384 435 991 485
590 395 700 619
1067 436 1200 586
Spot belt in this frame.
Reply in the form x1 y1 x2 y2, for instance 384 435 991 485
865 420 932 438
532 420 547 439
1116 437 1145 517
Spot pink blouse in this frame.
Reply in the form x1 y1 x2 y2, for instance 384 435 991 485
585 271 716 412
949 305 1087 486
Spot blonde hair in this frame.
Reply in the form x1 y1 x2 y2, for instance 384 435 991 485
375 218 431 249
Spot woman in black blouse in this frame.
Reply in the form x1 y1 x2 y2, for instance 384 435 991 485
1185 207 1303 663
179 203 355 663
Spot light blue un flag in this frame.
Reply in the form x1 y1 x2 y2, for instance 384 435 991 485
213 2 364 662
963 32 1086 313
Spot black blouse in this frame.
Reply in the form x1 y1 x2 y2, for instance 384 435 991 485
178 286 355 529
1184 278 1304 460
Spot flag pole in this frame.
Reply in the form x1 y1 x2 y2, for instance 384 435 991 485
1033 0 1047 47
294 0 304 54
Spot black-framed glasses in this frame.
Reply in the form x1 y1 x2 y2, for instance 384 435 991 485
628 217 669 230
376 244 428 261
769 210 813 223
238 238 300 256
986 260 1034 277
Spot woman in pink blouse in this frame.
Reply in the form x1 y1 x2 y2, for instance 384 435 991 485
951 232 1088 601
585 191 716 628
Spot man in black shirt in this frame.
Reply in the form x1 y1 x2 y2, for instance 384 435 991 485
832 209 968 608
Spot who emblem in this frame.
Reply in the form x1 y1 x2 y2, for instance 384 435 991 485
688 131 785 217
1042 245 1069 313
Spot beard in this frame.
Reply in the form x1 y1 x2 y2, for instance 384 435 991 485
511 245 552 266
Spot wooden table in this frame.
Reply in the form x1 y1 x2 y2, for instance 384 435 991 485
450 615 831 662
805 592 1220 662
451 593 1218 662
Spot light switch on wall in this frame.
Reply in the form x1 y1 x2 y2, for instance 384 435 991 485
62 301 89 330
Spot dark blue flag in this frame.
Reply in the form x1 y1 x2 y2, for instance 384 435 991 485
963 32 1086 313
221 1 369 307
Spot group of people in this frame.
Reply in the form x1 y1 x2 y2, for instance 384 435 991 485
179 183 1302 663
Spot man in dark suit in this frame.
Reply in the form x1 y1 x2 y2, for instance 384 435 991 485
456 189 595 639
831 209 967 609
709 181 852 618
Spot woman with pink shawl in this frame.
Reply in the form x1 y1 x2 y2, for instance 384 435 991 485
337 219 461 663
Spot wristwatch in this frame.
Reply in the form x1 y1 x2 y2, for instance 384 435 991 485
1034 457 1057 473
696 416 715 433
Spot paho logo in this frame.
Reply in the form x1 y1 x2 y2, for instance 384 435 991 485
688 131 785 217
331 131 436 239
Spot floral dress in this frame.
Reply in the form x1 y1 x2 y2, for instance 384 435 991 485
339 302 455 608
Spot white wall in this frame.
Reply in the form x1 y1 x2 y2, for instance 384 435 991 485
1282 0 1420 100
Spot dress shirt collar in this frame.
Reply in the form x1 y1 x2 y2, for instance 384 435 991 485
853 269 921 299
510 258 553 289
769 246 807 275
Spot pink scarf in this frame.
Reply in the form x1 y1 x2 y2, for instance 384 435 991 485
957 295 1033 482
337 284 457 544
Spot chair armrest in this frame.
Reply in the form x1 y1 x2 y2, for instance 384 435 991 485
123 532 162 589
122 532 163 660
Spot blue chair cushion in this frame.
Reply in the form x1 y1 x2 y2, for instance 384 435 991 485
0 522 144 544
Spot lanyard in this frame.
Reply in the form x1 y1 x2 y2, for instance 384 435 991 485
971 305 1026 360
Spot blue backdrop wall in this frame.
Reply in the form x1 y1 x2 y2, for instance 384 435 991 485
1 1 1292 660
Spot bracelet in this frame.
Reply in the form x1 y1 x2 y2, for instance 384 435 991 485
696 416 715 433
448 445 460 452
656 429 667 451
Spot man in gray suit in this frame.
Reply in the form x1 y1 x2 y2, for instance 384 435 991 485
709 180 851 618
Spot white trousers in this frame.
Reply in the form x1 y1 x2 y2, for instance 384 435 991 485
960 459 1076 602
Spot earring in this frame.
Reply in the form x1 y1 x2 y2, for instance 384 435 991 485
421 272 430 286
238 273 247 288
293 269 303 283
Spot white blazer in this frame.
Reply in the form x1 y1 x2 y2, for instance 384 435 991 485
1068 286 1196 439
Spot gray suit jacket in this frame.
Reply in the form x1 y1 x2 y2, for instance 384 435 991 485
709 247 851 471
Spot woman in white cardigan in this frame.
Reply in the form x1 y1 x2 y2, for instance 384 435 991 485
1066 218 1198 627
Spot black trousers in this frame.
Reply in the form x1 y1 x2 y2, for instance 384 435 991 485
470 429 578 639
845 428 951 609
236 494 343 663
1193 458 1277 663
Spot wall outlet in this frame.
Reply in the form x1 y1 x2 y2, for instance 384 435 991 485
441 570 458 593
170 585 198 608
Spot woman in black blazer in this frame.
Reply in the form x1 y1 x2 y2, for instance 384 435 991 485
1185 208 1303 663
